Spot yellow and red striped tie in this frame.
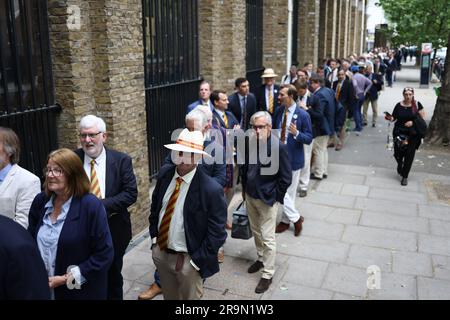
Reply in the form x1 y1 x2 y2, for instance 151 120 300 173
268 89 274 114
90 159 102 198
223 113 229 128
157 177 183 250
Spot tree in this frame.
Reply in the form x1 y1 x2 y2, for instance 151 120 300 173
426 32 450 146
378 0 450 146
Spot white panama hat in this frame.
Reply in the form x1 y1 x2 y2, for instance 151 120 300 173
164 128 209 156
261 68 278 78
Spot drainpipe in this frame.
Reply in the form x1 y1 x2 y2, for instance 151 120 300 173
286 0 293 75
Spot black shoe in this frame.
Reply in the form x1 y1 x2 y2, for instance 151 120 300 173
299 190 307 197
397 166 402 176
310 174 322 180
248 261 264 274
372 123 376 128
363 122 368 126
323 174 328 179
255 278 272 294
401 177 408 186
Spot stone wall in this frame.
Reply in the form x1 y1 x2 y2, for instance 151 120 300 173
48 0 150 236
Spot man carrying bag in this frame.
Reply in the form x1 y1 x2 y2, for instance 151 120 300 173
240 111 292 294
231 201 252 240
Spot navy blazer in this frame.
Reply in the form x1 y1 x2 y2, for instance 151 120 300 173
228 92 257 130
149 165 227 279
312 87 336 136
254 84 280 116
365 73 383 100
332 78 355 110
0 215 50 300
186 99 214 114
28 193 114 300
241 136 292 206
273 106 313 170
75 148 138 220
212 109 240 129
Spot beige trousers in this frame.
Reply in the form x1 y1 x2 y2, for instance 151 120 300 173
363 99 379 125
312 135 329 178
152 246 203 300
245 194 278 279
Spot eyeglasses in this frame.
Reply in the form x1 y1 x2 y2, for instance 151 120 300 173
79 132 102 139
403 87 414 93
44 167 64 177
251 124 268 130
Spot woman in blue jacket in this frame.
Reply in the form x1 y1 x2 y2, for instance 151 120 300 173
28 148 113 300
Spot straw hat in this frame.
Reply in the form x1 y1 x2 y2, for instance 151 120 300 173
261 68 278 78
164 129 208 156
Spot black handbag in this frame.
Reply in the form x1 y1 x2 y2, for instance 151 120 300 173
413 116 427 139
231 201 253 240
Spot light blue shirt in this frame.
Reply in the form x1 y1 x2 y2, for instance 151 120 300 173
0 163 12 185
37 196 73 278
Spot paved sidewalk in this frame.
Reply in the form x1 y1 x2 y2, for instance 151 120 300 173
122 62 450 300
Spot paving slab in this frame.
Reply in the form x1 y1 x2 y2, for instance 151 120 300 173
365 176 420 192
418 277 450 299
418 204 450 221
265 282 334 300
367 272 417 300
368 187 428 204
297 219 345 241
346 244 393 272
280 256 329 288
392 251 433 277
297 202 335 221
316 181 344 194
359 210 429 234
432 255 450 281
341 184 370 197
429 219 450 237
306 192 356 209
325 208 361 225
418 234 450 256
321 264 368 297
354 197 418 217
342 225 417 251
323 173 366 185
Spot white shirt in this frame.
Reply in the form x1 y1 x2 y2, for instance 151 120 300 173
298 90 310 106
279 103 298 143
157 168 197 253
83 147 106 198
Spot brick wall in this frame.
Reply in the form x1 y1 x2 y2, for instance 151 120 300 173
48 0 150 236
199 0 246 93
297 0 320 68
262 0 288 81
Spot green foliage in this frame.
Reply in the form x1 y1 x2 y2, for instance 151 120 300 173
377 0 450 48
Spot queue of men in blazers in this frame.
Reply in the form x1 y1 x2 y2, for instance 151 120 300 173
1 61 356 300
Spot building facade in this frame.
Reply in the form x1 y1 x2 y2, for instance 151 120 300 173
0 0 367 235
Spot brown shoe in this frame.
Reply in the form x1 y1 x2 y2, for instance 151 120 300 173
335 143 343 151
138 282 162 300
275 222 290 233
248 260 264 273
217 248 225 263
255 278 272 294
294 216 304 236
225 222 232 230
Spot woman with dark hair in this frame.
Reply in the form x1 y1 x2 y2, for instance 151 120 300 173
385 88 426 186
28 148 113 299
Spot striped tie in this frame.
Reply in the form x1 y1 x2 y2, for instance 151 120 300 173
280 108 288 144
223 113 229 128
90 159 102 198
157 177 183 250
268 89 274 114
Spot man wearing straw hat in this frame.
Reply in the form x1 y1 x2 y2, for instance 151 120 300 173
149 128 227 300
255 68 280 117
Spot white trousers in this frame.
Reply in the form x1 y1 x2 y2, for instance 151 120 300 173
281 169 301 224
299 142 313 191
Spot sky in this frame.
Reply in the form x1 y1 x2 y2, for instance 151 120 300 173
366 0 387 33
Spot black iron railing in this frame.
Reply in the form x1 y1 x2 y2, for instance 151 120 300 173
0 0 59 178
143 0 200 178
246 0 264 91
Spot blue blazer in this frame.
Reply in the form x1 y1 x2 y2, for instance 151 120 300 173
75 148 138 220
186 99 214 114
149 165 227 279
0 215 50 300
28 193 114 300
228 92 257 130
312 87 336 136
212 109 240 129
273 106 313 170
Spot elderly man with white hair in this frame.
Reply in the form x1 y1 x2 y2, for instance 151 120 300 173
75 115 138 300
